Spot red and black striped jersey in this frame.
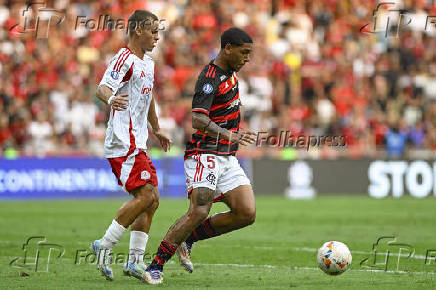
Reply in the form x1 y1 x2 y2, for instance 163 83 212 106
185 60 241 158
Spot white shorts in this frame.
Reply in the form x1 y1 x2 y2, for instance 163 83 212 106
184 154 251 202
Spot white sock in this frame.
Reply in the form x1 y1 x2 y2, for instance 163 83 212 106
100 219 126 249
128 231 148 263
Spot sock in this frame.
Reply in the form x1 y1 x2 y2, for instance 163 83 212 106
128 231 148 263
100 219 127 249
186 217 218 245
148 240 177 270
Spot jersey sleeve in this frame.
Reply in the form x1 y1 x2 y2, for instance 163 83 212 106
192 76 218 116
99 50 134 93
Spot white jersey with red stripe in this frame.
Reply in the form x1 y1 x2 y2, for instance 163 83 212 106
99 47 155 158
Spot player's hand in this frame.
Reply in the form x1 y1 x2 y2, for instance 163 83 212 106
109 94 128 111
153 129 172 152
231 130 257 146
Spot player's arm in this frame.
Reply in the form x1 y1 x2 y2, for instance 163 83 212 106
191 76 256 145
192 112 256 146
96 84 128 111
96 51 133 110
148 96 171 152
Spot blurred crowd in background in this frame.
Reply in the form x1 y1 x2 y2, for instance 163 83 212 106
1 0 436 159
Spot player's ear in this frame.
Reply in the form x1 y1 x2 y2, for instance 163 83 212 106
135 26 142 36
224 43 232 55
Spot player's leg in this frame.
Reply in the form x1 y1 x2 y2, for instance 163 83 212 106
183 184 255 245
123 186 159 280
177 157 254 272
210 184 256 231
91 183 157 280
122 152 160 280
144 187 215 284
129 185 160 262
115 183 157 227
92 150 159 281
129 185 159 262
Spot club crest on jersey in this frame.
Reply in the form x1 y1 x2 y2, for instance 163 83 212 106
111 71 119 80
141 170 151 180
202 83 213 94
206 173 216 185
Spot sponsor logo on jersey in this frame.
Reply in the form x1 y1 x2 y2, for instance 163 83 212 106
141 170 151 180
142 86 152 95
220 75 227 81
140 71 146 78
202 83 213 94
229 98 241 109
111 71 119 80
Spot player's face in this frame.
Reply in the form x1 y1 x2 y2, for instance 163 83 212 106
139 19 159 52
229 43 252 72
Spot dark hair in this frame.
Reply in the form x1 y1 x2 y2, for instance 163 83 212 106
221 27 253 49
128 10 158 37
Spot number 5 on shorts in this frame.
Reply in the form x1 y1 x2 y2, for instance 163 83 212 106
207 155 215 169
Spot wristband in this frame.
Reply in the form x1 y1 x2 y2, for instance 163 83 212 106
107 95 115 105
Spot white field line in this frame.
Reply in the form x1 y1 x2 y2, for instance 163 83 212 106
4 256 435 276
195 263 436 275
195 244 430 261
194 245 434 260
7 242 431 260
293 247 429 260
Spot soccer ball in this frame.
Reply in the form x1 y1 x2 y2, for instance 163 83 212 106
317 241 352 275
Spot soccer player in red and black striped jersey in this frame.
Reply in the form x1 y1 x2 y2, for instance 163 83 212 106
144 27 257 284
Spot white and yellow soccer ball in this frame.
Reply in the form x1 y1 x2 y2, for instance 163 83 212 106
317 241 352 275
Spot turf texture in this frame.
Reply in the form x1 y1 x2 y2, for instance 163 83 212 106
1 196 436 289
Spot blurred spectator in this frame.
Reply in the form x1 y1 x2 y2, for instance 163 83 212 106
385 125 408 158
26 111 54 157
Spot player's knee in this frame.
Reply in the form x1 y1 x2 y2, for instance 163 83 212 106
238 208 256 226
150 198 159 212
150 188 159 210
134 184 156 209
189 206 210 223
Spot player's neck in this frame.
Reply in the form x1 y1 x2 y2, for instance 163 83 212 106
127 41 144 59
214 53 232 74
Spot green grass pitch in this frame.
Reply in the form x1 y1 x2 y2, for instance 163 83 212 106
1 196 436 289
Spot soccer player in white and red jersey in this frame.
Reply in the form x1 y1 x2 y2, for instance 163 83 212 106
90 10 171 282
